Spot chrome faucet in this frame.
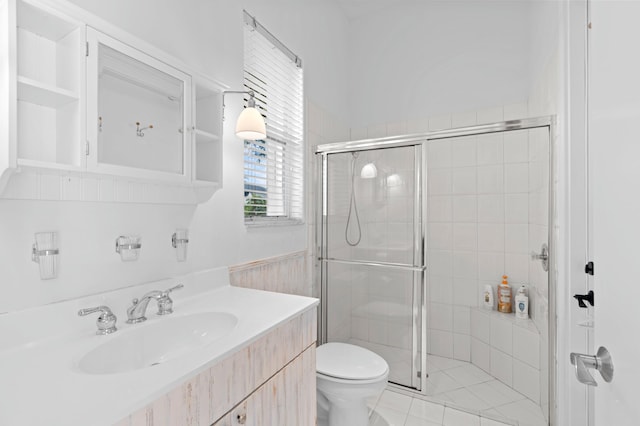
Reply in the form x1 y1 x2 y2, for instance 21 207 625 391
126 284 183 324
78 306 118 335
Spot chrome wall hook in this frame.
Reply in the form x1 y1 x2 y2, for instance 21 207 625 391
136 122 153 137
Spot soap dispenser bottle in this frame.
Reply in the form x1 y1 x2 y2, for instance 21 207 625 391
497 275 512 313
483 285 494 310
515 285 529 319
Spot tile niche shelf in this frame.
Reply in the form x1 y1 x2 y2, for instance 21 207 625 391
0 0 226 204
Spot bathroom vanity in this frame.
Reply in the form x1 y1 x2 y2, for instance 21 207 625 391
0 267 318 425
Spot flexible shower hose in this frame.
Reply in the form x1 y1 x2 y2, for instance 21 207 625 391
345 152 362 246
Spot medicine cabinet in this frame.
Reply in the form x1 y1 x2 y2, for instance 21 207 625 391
87 28 191 182
0 0 225 202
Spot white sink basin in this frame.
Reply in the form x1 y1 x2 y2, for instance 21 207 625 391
77 312 238 374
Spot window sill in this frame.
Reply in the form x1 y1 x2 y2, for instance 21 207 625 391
244 217 305 228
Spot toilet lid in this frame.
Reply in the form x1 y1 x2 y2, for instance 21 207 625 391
316 342 389 380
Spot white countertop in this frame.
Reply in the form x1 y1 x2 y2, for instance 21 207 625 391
0 267 318 425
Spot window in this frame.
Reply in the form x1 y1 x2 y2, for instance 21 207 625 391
242 11 304 224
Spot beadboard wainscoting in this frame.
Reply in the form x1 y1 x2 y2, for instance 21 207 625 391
114 307 317 426
230 250 312 297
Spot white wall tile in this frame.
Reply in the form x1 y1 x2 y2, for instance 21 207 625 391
429 169 453 195
512 359 540 404
454 333 471 362
471 337 491 373
477 134 504 165
477 253 504 281
429 196 453 222
451 111 477 128
453 278 477 307
453 306 471 334
350 127 368 140
430 302 453 331
477 224 504 252
430 329 454 358
504 194 528 224
504 254 529 284
477 165 504 194
471 309 491 344
503 130 529 163
452 168 477 195
428 141 453 169
505 224 528 254
453 251 477 279
429 275 453 304
407 117 430 134
367 123 387 139
513 327 540 369
387 120 408 136
503 103 528 121
476 106 504 124
429 114 452 131
451 137 477 167
429 223 453 250
490 348 513 387
490 317 513 355
453 196 478 222
453 223 477 251
504 163 528 193
428 250 453 277
477 195 504 223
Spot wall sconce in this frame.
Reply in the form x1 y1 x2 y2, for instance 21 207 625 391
115 235 141 262
223 90 266 140
32 231 59 280
171 229 189 262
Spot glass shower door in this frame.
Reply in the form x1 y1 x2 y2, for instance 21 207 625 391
320 144 424 390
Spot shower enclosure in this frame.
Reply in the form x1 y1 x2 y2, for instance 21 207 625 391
316 117 555 425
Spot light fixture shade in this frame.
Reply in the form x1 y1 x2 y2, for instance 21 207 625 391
360 163 378 179
235 107 266 140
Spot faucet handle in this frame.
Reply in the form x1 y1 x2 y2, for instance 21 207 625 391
157 283 184 315
162 283 184 296
78 306 117 335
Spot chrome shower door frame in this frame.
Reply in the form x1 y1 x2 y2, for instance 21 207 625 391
317 143 426 390
316 116 556 415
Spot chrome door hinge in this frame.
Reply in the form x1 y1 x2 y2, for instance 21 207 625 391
85 140 90 156
86 42 89 57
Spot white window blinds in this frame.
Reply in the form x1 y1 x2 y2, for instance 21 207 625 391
243 11 304 223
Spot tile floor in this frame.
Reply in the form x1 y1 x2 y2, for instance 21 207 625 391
365 354 547 426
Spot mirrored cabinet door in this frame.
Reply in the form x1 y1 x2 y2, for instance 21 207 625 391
86 27 192 182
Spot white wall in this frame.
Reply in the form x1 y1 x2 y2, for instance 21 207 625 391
347 1 534 130
0 0 349 313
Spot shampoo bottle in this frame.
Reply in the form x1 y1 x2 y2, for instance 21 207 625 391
515 285 529 319
483 285 494 310
497 275 512 313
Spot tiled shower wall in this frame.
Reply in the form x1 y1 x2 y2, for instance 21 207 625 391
426 122 549 363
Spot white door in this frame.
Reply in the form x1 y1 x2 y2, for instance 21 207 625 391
589 1 640 424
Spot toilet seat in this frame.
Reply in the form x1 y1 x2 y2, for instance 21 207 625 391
317 342 389 381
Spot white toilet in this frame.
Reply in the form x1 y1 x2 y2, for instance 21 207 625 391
316 342 389 426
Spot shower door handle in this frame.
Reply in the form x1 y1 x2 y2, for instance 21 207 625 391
530 243 549 272
570 346 614 386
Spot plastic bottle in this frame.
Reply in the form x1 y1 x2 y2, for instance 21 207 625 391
483 284 494 310
515 285 529 319
497 275 512 313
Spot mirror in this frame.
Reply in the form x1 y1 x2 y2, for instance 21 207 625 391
97 43 185 174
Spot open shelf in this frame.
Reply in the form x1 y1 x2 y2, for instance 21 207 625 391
17 76 78 107
194 129 220 142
